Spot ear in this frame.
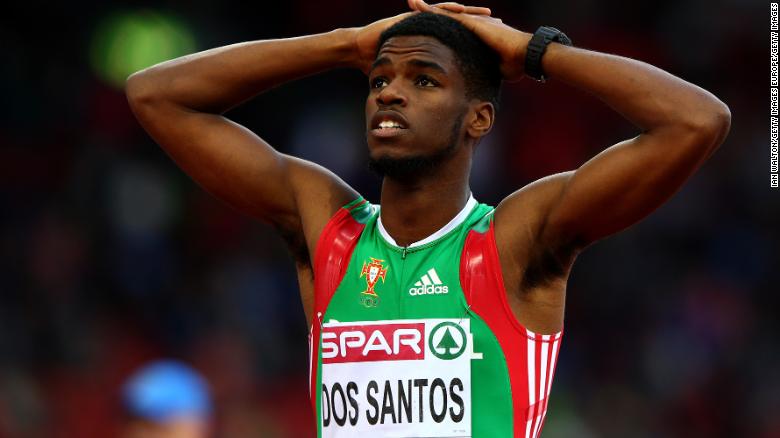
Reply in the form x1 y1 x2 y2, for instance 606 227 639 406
466 100 495 140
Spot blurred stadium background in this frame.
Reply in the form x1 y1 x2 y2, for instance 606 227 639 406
0 0 776 437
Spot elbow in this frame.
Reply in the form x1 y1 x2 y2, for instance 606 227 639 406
125 71 149 110
701 99 731 146
125 68 162 112
682 98 732 150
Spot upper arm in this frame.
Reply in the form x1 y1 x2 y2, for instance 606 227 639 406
492 126 724 301
499 118 728 261
127 84 359 255
541 122 727 250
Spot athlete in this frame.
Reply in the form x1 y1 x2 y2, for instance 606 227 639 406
126 1 731 436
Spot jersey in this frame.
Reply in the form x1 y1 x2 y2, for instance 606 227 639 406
309 196 562 438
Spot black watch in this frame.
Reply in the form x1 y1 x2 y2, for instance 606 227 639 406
524 26 573 82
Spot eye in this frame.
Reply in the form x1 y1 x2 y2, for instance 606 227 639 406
415 75 439 87
370 77 388 89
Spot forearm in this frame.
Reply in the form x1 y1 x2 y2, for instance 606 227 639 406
537 39 730 142
126 28 358 113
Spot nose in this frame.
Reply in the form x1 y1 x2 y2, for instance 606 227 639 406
376 82 407 107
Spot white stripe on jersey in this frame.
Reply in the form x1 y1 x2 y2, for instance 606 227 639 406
427 268 442 284
524 331 561 438
526 330 536 438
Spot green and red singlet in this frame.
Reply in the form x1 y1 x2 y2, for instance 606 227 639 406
309 196 562 438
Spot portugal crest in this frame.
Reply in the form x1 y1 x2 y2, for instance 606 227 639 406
359 257 387 307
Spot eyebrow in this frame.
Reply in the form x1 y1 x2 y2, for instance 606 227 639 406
370 57 448 75
370 57 392 72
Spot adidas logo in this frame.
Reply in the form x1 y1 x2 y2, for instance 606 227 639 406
408 268 449 296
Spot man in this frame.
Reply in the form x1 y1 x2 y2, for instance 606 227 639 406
120 360 212 438
126 1 730 436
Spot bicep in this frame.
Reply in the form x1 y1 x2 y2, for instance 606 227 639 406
542 129 714 248
130 101 358 234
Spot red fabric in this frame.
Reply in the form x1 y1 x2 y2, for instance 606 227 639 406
460 221 562 438
309 200 367 414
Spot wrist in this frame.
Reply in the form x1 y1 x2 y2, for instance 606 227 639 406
515 31 532 67
523 26 573 82
328 27 362 69
516 31 532 58
499 31 532 82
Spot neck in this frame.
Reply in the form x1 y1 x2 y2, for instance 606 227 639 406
378 153 472 247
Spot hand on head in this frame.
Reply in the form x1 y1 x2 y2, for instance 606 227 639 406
408 0 530 81
352 0 493 74
407 0 492 16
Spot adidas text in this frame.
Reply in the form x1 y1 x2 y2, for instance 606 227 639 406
409 268 448 296
409 284 449 295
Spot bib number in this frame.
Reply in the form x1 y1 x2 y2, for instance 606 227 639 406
320 319 473 437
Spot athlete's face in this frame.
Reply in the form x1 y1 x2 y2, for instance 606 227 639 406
365 36 471 176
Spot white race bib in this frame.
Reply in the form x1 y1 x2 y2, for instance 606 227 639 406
320 319 473 438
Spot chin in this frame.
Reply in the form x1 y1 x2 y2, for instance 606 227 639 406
369 147 403 161
367 140 414 161
367 148 450 179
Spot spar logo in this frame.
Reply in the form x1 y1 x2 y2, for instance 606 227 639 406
322 323 425 364
428 322 467 360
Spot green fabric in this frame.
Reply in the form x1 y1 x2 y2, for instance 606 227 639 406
316 200 513 437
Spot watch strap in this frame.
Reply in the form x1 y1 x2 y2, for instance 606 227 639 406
524 26 573 82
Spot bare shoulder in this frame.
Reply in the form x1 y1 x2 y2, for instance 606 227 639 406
493 171 573 258
492 172 577 334
493 171 581 291
283 155 361 265
275 156 359 324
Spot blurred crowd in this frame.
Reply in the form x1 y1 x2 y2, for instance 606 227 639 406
0 1 776 437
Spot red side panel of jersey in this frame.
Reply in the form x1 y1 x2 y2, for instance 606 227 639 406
461 220 562 438
309 200 367 414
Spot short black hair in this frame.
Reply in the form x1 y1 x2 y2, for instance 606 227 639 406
377 12 502 109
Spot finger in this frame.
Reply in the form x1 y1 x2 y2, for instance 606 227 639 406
412 0 434 12
422 2 460 17
431 2 467 13
463 6 491 15
422 0 491 15
439 4 492 16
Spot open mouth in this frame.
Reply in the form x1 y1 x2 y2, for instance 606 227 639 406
370 111 409 138
371 121 407 137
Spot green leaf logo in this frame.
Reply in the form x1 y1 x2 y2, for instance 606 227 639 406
429 322 467 360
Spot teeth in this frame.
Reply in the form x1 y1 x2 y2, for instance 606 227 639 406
378 120 402 129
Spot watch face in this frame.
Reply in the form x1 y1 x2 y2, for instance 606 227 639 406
541 27 572 46
556 33 573 46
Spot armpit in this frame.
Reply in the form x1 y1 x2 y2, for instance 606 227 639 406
520 242 577 291
277 224 311 267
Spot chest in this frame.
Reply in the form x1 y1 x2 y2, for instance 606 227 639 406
312 210 525 437
324 232 470 323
